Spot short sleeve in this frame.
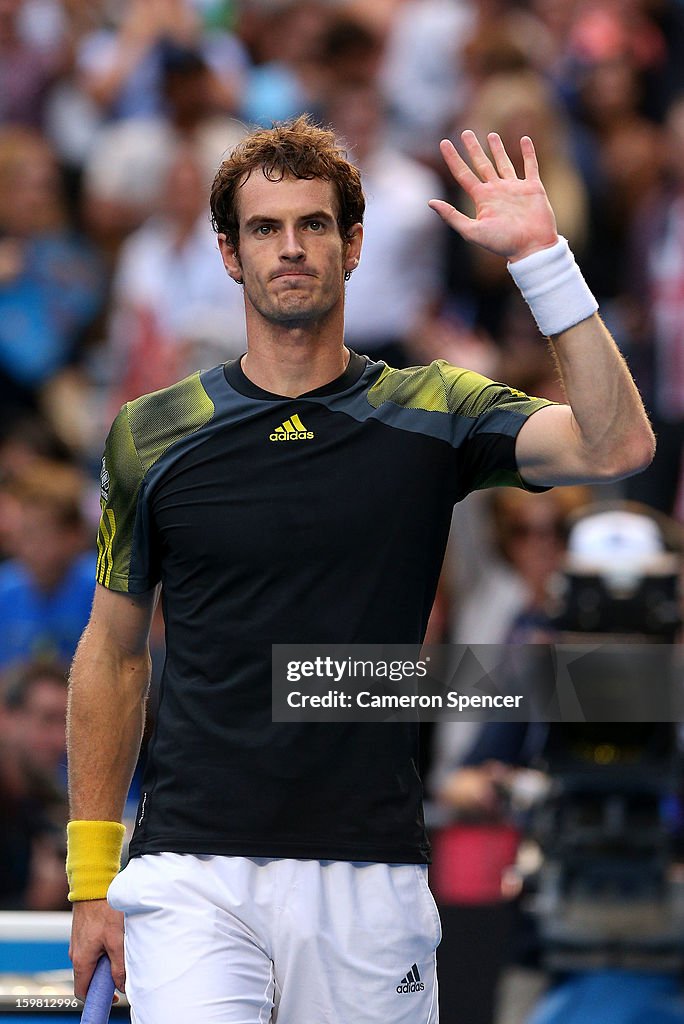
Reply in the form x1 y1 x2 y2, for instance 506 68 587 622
444 365 555 496
96 405 160 593
365 359 556 500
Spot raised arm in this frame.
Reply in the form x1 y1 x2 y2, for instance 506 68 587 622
429 131 655 487
67 582 157 1000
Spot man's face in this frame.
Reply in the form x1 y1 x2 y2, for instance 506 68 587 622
219 173 362 327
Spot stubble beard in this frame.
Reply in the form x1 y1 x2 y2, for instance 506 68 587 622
244 269 343 328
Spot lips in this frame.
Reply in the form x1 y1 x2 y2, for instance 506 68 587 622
272 271 314 280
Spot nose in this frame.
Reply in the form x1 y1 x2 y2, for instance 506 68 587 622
279 228 305 261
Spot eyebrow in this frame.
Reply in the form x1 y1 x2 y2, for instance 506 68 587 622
243 210 336 229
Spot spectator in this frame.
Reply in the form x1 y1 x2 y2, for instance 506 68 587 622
449 486 591 645
327 81 447 366
626 93 684 518
107 141 247 405
0 460 95 670
240 0 331 126
564 0 667 118
0 414 73 481
316 15 384 108
0 660 69 910
570 55 665 304
0 416 75 561
379 0 474 160
0 127 105 423
0 0 64 129
76 0 246 122
459 18 533 98
83 40 246 252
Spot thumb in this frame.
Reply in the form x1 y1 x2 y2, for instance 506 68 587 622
428 199 474 239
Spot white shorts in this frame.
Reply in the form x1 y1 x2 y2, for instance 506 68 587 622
107 854 440 1024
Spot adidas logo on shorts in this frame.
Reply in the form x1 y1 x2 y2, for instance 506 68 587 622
396 964 424 994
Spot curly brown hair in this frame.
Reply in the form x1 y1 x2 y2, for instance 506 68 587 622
210 115 365 250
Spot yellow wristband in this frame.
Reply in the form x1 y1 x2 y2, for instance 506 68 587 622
66 820 126 902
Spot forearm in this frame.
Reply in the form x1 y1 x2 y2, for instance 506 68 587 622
510 239 655 484
67 624 149 822
550 313 655 476
67 586 153 997
429 133 655 483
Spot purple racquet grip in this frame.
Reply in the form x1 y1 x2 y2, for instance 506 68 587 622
81 955 116 1024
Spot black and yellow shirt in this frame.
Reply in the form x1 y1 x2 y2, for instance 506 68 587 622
97 352 551 863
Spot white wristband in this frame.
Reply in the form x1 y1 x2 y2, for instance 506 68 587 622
507 236 598 337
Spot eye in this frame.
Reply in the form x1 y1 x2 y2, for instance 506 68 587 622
307 220 323 231
256 224 272 236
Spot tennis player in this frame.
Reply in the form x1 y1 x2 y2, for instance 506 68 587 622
66 116 654 1023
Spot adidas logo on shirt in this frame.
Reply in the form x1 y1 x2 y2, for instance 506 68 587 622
269 413 314 441
396 964 424 994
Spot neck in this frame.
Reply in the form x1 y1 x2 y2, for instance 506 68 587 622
241 305 348 397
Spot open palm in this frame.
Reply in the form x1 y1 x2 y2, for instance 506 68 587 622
429 131 558 262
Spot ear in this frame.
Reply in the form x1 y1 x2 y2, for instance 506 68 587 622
218 232 243 285
344 223 363 276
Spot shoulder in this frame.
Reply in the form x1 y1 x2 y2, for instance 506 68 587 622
109 370 217 477
367 360 510 415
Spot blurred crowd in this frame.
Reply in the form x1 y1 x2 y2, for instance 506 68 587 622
1 0 684 967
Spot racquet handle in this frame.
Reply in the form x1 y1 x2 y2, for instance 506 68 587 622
81 955 116 1024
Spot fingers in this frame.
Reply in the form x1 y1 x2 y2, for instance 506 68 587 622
71 954 98 1002
520 135 540 180
108 941 126 994
461 130 498 182
70 901 126 1001
487 133 517 179
440 131 536 185
437 139 482 194
72 948 125 1002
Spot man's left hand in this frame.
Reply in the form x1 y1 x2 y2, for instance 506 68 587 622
429 131 558 262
